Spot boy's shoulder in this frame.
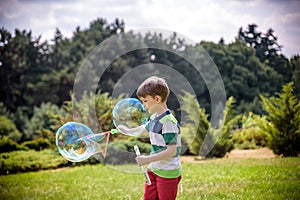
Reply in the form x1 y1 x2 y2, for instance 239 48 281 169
159 113 178 125
149 110 178 125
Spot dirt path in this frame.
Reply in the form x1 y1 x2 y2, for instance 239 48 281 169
181 148 276 163
226 147 276 159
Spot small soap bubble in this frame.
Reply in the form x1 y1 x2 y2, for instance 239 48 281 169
113 98 149 136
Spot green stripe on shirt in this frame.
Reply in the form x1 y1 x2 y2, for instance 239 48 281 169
163 132 177 144
151 144 166 154
149 166 182 178
151 144 181 157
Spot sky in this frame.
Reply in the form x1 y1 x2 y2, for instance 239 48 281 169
0 0 299 57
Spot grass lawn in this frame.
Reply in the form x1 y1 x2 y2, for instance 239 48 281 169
0 157 299 200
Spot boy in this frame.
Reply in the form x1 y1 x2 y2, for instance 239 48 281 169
118 76 182 200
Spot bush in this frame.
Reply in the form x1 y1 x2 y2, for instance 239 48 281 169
232 113 269 149
0 115 22 141
53 91 114 134
23 102 65 143
22 138 52 151
0 137 28 153
181 94 239 158
180 92 209 155
0 102 13 119
203 97 240 158
0 149 68 175
258 82 300 157
232 126 268 149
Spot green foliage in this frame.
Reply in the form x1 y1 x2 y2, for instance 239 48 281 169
22 138 52 151
233 128 268 150
238 24 293 84
232 112 269 149
201 39 283 115
23 102 65 143
0 137 28 153
0 102 13 119
0 28 52 115
0 115 22 141
1 19 299 159
204 97 240 158
0 149 68 175
10 107 30 139
1 20 297 125
180 91 209 155
258 82 300 156
291 55 300 99
52 90 114 134
0 140 150 174
0 18 124 116
238 24 282 58
181 92 239 158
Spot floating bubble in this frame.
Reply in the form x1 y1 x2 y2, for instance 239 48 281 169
56 122 107 162
113 98 149 136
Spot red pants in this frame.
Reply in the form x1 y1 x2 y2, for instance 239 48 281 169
143 170 181 200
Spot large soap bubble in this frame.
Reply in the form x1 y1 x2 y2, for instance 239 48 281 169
113 98 149 136
56 122 106 162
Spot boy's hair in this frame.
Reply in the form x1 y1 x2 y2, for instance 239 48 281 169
137 76 170 102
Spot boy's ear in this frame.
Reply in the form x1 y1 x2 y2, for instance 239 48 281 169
154 95 162 103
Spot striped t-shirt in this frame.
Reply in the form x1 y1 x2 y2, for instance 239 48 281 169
145 110 182 178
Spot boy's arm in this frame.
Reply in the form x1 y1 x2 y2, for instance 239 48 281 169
135 144 177 166
117 124 147 136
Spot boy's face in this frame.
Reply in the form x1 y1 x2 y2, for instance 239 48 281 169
139 95 162 114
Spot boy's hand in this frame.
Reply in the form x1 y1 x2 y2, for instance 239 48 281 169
135 155 150 166
135 145 177 166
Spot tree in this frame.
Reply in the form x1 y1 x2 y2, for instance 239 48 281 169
47 18 126 105
180 91 209 155
291 55 300 99
258 82 300 156
238 24 292 84
181 92 239 158
238 24 282 60
0 28 52 115
0 115 22 141
50 90 114 136
238 24 262 48
203 96 240 158
23 102 65 143
201 40 282 114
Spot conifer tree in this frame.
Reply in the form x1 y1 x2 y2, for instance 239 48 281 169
259 82 300 156
180 91 209 155
181 92 239 158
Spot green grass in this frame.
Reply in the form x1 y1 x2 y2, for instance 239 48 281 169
0 158 299 200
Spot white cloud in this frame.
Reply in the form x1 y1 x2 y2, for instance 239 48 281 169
0 0 299 56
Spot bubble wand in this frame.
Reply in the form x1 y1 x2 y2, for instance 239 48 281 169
134 145 151 185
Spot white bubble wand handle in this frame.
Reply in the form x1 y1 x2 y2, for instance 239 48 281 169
134 145 151 185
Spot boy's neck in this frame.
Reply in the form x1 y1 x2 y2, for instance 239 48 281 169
154 103 168 116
